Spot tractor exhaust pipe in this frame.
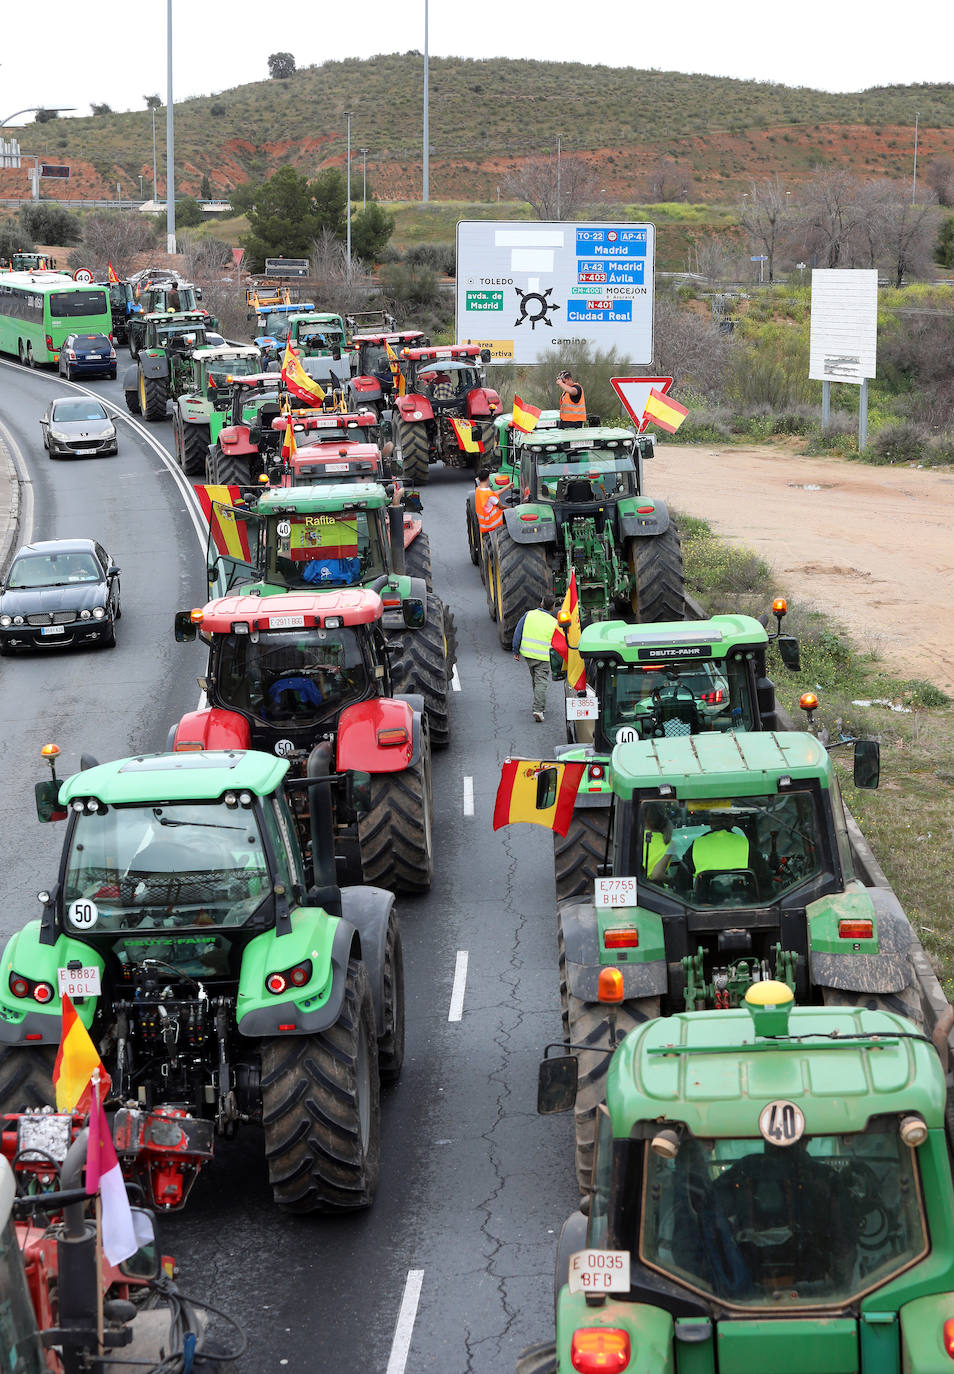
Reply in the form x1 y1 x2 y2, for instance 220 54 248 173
305 742 342 917
388 505 406 575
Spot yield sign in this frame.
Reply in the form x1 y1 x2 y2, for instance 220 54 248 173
610 376 674 433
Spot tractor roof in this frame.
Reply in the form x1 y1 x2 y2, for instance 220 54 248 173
495 409 561 431
256 481 388 512
292 442 382 465
147 311 208 325
291 312 344 325
610 730 832 800
272 412 376 434
521 425 635 448
579 613 769 660
607 1003 945 1139
353 331 426 344
197 588 383 632
59 750 289 806
403 345 480 361
195 345 260 362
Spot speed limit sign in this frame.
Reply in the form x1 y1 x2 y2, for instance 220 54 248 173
72 267 93 283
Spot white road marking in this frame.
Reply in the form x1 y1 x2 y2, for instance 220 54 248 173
451 664 461 692
463 776 474 816
385 1269 424 1374
448 951 469 1022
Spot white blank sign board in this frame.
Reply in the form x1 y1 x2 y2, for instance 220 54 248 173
809 269 877 384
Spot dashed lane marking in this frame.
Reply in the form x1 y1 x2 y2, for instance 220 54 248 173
385 1269 424 1374
463 776 474 815
448 950 469 1022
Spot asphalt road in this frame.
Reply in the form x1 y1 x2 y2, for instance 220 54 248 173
0 359 578 1372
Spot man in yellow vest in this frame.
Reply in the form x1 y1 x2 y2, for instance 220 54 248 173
557 369 587 428
512 592 558 722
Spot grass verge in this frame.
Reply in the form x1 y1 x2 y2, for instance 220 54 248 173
678 512 954 989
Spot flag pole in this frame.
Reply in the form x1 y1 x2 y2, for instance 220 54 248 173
91 1069 106 1355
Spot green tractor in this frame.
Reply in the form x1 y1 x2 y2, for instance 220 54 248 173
0 743 404 1214
523 981 954 1373
552 611 800 901
168 344 263 476
483 427 684 649
549 728 926 1188
121 313 213 421
202 482 455 747
127 281 211 356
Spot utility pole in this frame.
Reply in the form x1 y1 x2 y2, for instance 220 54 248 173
422 0 429 202
912 111 920 205
557 134 561 219
345 111 353 278
165 0 176 254
360 147 368 209
152 105 158 202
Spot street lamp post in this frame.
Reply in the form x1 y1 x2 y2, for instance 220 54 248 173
422 0 429 202
0 106 76 127
360 147 368 209
345 111 353 278
166 0 176 254
912 111 920 205
152 105 158 203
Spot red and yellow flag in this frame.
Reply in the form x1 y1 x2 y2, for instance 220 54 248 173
386 341 406 397
493 759 585 836
107 261 120 284
281 343 326 406
551 569 586 690
281 417 298 461
643 388 689 434
192 485 254 562
53 995 110 1114
511 395 541 434
449 417 484 454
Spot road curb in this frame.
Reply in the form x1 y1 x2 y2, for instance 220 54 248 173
0 420 22 579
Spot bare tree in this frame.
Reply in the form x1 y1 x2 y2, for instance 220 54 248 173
924 156 954 208
687 232 749 284
878 188 940 287
653 298 738 396
739 176 796 282
643 156 695 204
74 211 159 277
309 228 375 316
503 154 598 220
798 169 864 268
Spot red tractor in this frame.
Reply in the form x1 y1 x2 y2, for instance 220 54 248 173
346 330 430 416
392 344 501 485
172 588 435 894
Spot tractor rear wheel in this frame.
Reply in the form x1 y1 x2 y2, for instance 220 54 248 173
554 808 611 905
0 1045 56 1113
377 918 406 1086
404 530 433 591
821 981 924 1028
398 419 430 485
261 959 381 1213
215 451 254 486
566 992 660 1192
476 419 498 460
627 524 685 623
358 745 434 894
465 494 481 568
389 593 453 748
488 527 551 650
516 1344 558 1374
139 370 168 422
125 386 141 416
179 420 210 477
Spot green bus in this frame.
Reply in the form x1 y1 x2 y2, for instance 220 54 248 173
0 272 112 368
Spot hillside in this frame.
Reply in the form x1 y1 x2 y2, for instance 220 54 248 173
2 57 954 203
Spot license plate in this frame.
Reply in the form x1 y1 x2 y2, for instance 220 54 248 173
41 625 66 636
87 354 102 359
58 965 101 998
566 696 599 720
594 876 637 908
269 615 305 629
567 1249 630 1295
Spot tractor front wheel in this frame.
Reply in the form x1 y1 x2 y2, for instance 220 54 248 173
389 593 454 748
139 370 168 422
488 527 551 650
0 1044 56 1113
465 494 481 568
179 419 210 477
125 385 141 416
627 525 685 623
554 807 612 905
377 917 406 1086
358 745 434 894
516 1343 558 1374
214 451 255 486
566 991 660 1192
404 530 433 591
398 419 430 486
261 959 381 1213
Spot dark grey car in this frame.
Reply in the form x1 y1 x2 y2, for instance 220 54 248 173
0 539 121 652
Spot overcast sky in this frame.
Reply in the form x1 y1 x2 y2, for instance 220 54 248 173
2 0 951 123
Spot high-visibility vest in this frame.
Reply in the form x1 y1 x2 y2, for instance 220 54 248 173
519 609 558 662
475 486 503 534
559 385 587 424
690 827 750 874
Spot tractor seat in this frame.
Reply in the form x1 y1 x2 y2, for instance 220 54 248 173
558 477 595 503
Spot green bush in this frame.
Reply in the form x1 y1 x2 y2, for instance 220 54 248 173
404 242 456 275
0 221 34 259
867 420 925 465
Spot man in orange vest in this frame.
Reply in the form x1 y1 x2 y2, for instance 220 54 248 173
474 467 504 537
557 369 586 428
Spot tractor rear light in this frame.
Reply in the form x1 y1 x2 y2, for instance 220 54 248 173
943 1319 954 1358
700 689 724 704
381 596 402 608
268 961 313 994
266 973 287 994
571 1327 630 1372
25 1034 43 1042
289 962 311 987
9 974 29 998
33 982 54 1004
588 765 605 780
520 513 539 522
839 919 874 940
604 928 638 949
637 505 654 514
174 741 204 752
377 727 410 747
190 608 204 624
278 1024 296 1032
597 968 625 1004
323 616 343 628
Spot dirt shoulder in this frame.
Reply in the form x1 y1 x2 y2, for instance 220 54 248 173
654 441 954 694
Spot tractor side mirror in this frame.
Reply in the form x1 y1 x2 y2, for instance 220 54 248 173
535 766 559 810
480 348 492 363
174 611 197 642
537 1053 578 1114
853 739 880 790
118 1210 159 1279
35 779 66 823
778 636 800 672
402 598 425 629
195 287 203 301
403 490 423 513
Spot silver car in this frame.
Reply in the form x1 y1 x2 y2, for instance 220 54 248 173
39 397 118 459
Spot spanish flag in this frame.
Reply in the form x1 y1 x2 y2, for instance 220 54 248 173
53 995 110 1114
281 343 325 406
107 261 120 284
386 341 406 397
551 569 586 690
493 758 585 836
192 485 254 562
449 417 484 454
511 395 541 434
281 417 298 461
643 388 689 435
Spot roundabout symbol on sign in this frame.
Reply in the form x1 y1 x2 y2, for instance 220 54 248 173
72 268 94 283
